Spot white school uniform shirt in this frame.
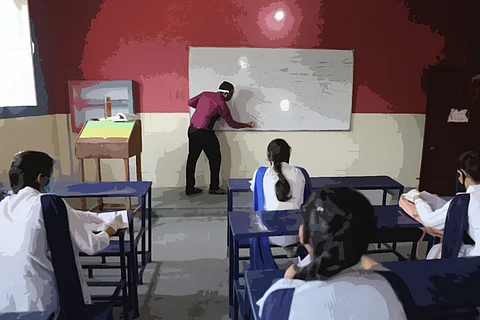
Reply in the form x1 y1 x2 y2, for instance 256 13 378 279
257 266 407 320
0 187 110 317
414 184 480 258
250 163 306 247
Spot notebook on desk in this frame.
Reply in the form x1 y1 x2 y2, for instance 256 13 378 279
404 191 448 211
96 210 129 230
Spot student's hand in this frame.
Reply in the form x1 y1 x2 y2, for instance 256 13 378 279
104 214 124 236
247 121 255 128
403 189 420 202
284 264 299 279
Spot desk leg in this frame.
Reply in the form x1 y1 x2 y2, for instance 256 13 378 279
227 189 233 247
377 189 389 249
148 187 152 263
136 154 143 220
96 158 104 211
124 158 132 211
228 223 234 313
80 159 87 211
120 233 130 320
128 218 140 318
382 189 387 206
233 238 239 320
140 194 147 283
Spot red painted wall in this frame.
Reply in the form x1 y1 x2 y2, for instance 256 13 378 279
36 0 479 115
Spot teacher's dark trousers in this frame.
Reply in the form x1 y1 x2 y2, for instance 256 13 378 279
186 128 221 191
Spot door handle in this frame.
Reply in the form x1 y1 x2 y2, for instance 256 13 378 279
430 146 435 151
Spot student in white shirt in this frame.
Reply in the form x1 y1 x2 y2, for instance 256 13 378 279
405 150 480 259
0 151 124 319
257 185 407 320
250 139 308 256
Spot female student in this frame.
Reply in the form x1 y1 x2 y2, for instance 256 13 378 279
0 151 124 319
403 150 480 259
249 139 312 257
257 185 407 320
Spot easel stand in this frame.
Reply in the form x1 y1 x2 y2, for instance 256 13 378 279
75 119 143 214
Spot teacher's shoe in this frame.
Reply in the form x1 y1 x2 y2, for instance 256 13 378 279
186 188 203 196
209 188 227 195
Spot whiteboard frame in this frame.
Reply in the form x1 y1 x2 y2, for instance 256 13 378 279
188 46 355 132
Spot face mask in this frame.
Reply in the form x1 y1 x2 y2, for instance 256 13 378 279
40 176 53 194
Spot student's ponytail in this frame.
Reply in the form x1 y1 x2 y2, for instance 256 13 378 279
267 139 293 202
273 162 292 202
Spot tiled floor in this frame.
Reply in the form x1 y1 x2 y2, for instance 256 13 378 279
83 188 422 319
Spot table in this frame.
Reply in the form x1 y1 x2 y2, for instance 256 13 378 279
0 182 153 268
228 206 423 320
382 257 480 318
227 175 405 211
226 175 405 246
48 181 153 278
245 258 480 320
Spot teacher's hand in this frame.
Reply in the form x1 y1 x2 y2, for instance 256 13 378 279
247 121 255 128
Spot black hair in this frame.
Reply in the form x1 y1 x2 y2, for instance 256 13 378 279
294 185 376 281
267 139 292 202
458 150 480 182
9 151 55 194
219 81 234 94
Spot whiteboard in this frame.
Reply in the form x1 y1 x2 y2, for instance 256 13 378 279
188 47 354 131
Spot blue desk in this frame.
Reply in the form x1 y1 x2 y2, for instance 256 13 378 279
245 258 480 320
382 258 480 318
226 175 405 247
49 182 152 269
0 181 152 318
0 182 154 284
227 175 405 212
228 206 423 319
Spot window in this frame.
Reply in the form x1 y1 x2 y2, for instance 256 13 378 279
0 0 37 107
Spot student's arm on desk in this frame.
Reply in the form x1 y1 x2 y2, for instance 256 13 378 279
64 200 110 255
413 197 451 230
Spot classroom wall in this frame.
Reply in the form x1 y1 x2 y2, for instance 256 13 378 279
1 0 478 188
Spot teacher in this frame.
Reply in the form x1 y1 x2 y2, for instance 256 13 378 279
186 81 255 196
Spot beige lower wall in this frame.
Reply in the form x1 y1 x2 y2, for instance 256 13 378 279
0 113 425 188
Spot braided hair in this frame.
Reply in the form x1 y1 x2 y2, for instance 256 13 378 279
293 185 377 281
267 139 292 202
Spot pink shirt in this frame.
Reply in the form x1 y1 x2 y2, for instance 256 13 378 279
188 92 250 130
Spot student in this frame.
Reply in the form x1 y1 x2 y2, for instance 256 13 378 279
0 151 124 319
404 150 480 259
257 185 406 320
186 81 255 196
250 139 312 257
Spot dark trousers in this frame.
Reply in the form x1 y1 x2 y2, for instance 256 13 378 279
186 129 221 191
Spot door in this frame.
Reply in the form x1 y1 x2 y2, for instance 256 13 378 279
419 66 480 196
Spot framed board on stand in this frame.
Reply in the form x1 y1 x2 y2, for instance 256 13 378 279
75 119 143 212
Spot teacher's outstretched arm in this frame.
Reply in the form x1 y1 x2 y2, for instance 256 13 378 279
217 102 255 129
